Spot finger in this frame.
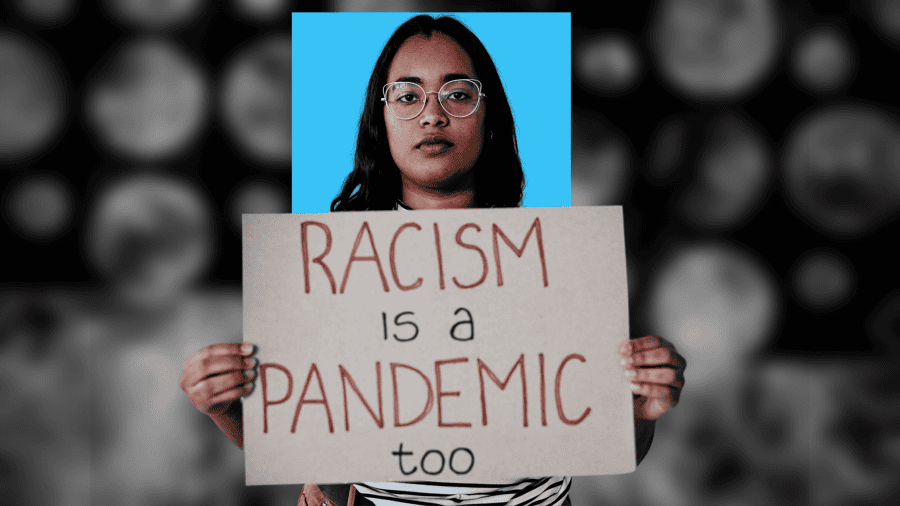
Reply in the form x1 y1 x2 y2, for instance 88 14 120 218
631 348 677 368
677 352 686 372
184 354 257 387
191 372 255 412
630 381 678 401
202 384 254 413
183 356 256 392
624 367 683 389
190 369 257 404
629 335 669 353
183 343 255 373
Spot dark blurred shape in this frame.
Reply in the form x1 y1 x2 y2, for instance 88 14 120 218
82 171 216 308
8 0 79 27
624 388 771 506
676 112 773 232
739 360 814 506
625 256 639 303
1 170 77 243
647 0 783 103
867 290 900 356
865 0 900 48
325 0 555 11
226 176 290 236
781 103 900 239
0 287 91 505
327 0 416 10
218 32 290 168
743 360 900 506
789 247 856 313
679 419 754 501
231 0 289 23
0 29 68 164
808 362 900 506
699 447 754 500
0 288 62 358
326 0 541 10
574 31 644 97
84 37 211 163
521 0 555 9
788 23 857 96
571 110 634 206
644 241 781 395
99 0 209 31
646 115 689 184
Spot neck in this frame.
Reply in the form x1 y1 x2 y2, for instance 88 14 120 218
401 182 477 210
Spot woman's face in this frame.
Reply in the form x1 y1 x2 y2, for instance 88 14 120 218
384 32 486 196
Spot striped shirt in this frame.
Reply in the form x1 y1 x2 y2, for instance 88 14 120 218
353 200 572 506
354 477 572 506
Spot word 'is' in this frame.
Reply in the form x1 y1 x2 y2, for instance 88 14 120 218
259 353 591 433
301 217 549 294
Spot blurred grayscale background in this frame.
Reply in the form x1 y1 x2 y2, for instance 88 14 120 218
1 0 899 505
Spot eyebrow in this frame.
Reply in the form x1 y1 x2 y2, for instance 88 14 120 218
392 73 474 85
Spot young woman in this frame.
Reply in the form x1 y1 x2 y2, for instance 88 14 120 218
180 15 686 506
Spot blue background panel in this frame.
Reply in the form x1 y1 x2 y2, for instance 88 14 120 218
292 12 571 213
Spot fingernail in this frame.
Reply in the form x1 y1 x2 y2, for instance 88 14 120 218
246 369 256 379
244 357 257 368
624 369 636 377
630 382 639 391
620 357 633 367
242 343 254 355
619 343 629 354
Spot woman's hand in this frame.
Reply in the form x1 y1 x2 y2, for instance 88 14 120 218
180 343 257 416
619 335 686 421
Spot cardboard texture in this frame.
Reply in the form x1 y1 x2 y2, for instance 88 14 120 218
242 207 635 485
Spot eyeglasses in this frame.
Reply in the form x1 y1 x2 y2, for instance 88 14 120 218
382 79 486 120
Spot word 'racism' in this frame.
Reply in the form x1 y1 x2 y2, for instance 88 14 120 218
301 217 549 293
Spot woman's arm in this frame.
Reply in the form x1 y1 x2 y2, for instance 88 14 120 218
635 417 656 466
211 400 245 449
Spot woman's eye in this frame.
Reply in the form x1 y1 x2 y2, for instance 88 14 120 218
395 94 419 103
446 91 471 101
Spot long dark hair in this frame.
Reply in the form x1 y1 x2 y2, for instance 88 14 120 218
330 15 524 211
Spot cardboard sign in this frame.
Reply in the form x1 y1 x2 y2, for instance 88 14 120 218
242 207 635 485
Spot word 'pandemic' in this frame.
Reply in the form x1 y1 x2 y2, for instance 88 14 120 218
259 353 591 434
301 217 549 293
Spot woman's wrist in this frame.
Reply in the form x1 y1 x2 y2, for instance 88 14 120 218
210 401 244 450
635 417 656 466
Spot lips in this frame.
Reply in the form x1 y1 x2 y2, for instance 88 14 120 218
416 135 454 149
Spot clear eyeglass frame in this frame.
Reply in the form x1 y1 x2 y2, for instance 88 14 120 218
381 79 486 120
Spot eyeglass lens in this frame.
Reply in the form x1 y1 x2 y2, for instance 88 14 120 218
385 80 480 119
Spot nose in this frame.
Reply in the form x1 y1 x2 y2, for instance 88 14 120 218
419 91 448 127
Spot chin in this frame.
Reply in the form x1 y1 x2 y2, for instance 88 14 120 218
408 164 475 191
